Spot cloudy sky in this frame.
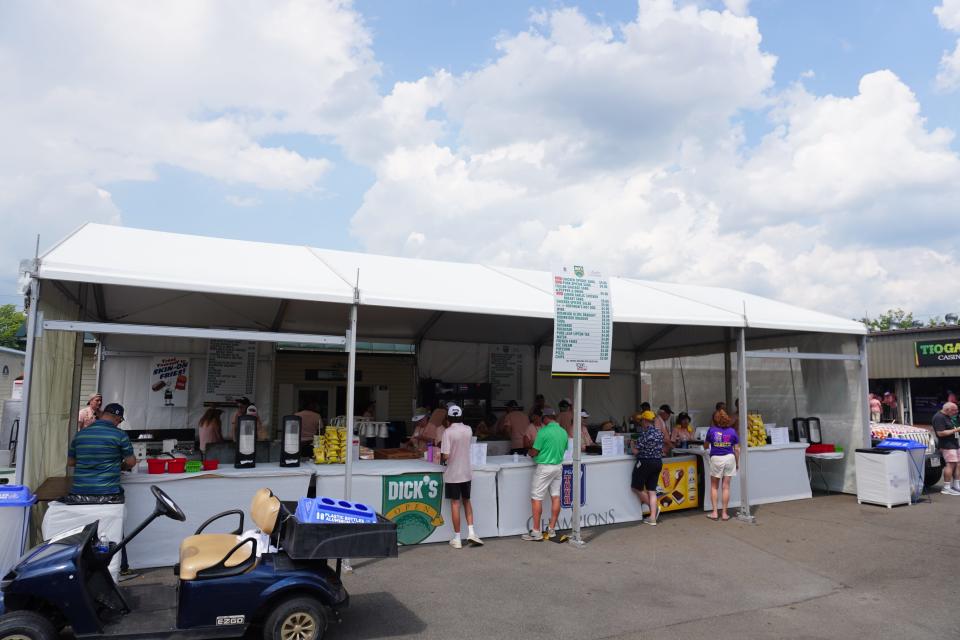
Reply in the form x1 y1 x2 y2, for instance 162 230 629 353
1 0 958 320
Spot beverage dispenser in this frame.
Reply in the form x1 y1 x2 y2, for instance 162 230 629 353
280 415 302 467
790 417 810 443
807 417 822 445
235 414 257 469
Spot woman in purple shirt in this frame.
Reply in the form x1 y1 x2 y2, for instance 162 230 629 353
705 416 740 521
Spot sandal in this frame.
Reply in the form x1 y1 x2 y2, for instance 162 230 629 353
720 515 731 521
706 514 719 521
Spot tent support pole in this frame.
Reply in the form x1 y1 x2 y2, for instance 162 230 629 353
341 288 359 574
858 336 871 448
344 302 358 501
736 328 755 523
570 378 585 547
723 328 733 409
15 278 40 556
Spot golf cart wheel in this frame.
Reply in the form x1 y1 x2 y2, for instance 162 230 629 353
264 596 326 640
0 611 58 640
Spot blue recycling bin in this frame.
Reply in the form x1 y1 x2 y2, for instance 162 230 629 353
0 485 36 577
877 438 927 502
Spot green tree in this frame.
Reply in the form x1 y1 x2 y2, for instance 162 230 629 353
0 304 26 349
859 308 922 332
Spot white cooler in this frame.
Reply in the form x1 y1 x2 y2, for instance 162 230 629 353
855 449 917 508
0 485 35 578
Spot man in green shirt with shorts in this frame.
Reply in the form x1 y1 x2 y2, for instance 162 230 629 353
522 410 568 541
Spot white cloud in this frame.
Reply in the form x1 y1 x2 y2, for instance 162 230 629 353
0 0 377 282
723 0 750 17
225 195 261 208
352 3 960 319
935 0 960 91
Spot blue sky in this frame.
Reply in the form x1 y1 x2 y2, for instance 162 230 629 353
1 0 959 317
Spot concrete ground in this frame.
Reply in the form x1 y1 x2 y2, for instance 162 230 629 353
125 490 959 640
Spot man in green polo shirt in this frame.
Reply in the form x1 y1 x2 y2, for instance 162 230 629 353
68 403 136 496
522 409 569 541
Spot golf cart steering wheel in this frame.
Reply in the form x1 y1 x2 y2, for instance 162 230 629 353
151 485 186 522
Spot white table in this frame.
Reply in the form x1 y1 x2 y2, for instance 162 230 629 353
308 460 500 543
121 463 313 569
805 452 846 494
694 443 812 511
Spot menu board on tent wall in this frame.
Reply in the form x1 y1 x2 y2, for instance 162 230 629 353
204 340 257 402
551 266 612 378
489 345 522 408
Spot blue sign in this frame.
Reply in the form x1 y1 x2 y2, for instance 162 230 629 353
560 463 586 508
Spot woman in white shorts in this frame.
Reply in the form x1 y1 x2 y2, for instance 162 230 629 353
705 417 740 521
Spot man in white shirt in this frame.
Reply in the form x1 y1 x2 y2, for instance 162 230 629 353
440 405 483 548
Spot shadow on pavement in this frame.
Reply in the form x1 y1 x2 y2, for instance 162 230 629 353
336 592 426 639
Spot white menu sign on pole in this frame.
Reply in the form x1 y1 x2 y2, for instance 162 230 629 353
551 265 613 378
204 340 258 402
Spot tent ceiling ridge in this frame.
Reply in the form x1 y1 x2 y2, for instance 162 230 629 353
482 265 553 297
617 277 745 323
304 247 358 291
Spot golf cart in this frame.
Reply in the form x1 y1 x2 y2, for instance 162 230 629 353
0 485 397 640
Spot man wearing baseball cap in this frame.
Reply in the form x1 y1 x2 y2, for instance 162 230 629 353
440 405 483 548
68 403 136 496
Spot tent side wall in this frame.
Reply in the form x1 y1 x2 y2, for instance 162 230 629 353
25 283 82 492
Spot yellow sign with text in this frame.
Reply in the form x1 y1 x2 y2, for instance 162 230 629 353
657 459 699 512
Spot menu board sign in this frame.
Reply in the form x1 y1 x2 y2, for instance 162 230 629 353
551 266 612 378
489 345 522 408
205 340 257 402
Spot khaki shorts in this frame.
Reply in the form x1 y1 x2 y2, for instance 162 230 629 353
530 464 563 500
709 453 737 478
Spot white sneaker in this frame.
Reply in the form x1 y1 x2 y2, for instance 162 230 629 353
543 528 556 540
941 487 959 496
449 538 462 549
643 517 658 526
467 534 484 546
521 531 543 542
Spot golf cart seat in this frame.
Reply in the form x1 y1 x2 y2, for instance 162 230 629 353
178 488 280 581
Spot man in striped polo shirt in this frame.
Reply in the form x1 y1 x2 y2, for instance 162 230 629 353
68 403 136 496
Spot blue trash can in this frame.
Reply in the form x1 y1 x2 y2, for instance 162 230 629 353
876 438 927 502
0 485 36 577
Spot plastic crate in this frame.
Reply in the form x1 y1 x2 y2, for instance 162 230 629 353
281 502 398 560
295 496 377 524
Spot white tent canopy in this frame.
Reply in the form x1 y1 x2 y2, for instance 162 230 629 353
37 224 865 347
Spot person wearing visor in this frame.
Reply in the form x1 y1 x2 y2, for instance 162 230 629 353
68 403 136 497
577 409 594 451
405 408 431 452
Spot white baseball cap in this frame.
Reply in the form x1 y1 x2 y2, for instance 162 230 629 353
580 410 590 418
447 405 463 418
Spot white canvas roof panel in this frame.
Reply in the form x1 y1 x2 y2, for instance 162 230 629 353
36 224 866 336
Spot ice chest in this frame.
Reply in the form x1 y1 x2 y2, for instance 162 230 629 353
0 485 36 578
281 501 397 560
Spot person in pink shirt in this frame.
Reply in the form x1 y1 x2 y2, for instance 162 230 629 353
523 409 545 451
78 393 102 430
504 400 531 455
557 398 574 436
441 405 483 548
868 394 882 423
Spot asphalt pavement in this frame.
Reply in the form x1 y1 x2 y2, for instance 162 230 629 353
123 489 958 640
331 490 958 640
